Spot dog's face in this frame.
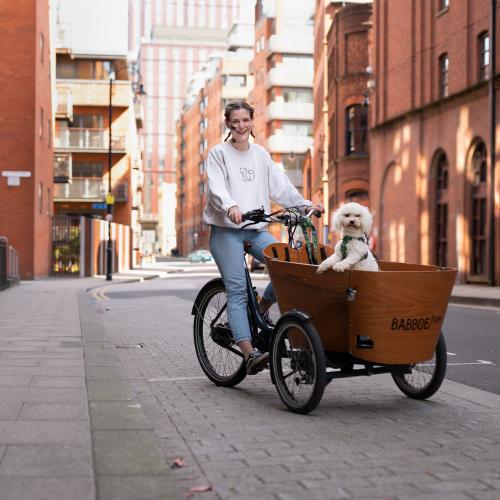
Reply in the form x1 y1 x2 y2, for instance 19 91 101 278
332 202 373 235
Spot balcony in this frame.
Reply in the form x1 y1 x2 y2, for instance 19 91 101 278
55 23 72 51
53 178 106 201
267 134 312 154
54 128 127 153
55 85 73 120
267 101 313 122
267 66 313 89
267 34 313 56
222 85 250 100
55 80 132 108
54 154 72 184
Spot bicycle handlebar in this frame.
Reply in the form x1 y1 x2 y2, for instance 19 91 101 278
241 207 321 225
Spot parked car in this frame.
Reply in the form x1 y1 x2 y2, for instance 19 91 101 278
187 249 213 263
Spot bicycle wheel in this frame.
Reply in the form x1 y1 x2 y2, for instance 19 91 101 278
391 333 447 400
270 316 326 414
193 279 247 387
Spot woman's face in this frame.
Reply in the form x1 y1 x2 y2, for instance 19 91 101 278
226 108 253 144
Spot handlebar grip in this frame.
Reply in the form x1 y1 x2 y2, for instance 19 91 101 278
311 210 322 218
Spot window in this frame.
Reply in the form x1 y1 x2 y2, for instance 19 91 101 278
345 105 368 156
439 0 449 10
39 183 43 213
56 58 114 80
479 32 490 81
72 161 104 178
47 118 52 148
40 33 45 64
223 75 246 87
439 54 449 98
40 107 44 137
281 88 313 103
435 152 449 267
470 142 488 276
346 190 369 204
72 114 104 129
282 121 312 136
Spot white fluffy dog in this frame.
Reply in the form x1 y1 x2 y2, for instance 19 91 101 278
317 202 379 273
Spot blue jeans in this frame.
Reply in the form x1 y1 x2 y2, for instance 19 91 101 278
209 225 277 344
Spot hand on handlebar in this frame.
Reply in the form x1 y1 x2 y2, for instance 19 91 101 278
228 206 243 225
306 203 325 218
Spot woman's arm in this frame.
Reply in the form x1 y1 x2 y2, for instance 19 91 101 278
206 149 238 213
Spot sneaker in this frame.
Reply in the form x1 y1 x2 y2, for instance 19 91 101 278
261 311 275 329
246 349 269 375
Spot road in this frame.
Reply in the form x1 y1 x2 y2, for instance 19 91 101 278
108 261 499 395
88 264 500 499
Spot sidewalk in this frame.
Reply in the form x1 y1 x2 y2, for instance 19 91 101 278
0 278 181 500
0 276 499 499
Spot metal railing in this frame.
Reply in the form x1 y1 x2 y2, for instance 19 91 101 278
54 128 127 151
53 177 106 201
0 236 19 289
55 86 73 119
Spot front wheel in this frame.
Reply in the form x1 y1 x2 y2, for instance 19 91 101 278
193 279 246 387
391 333 447 400
270 316 326 414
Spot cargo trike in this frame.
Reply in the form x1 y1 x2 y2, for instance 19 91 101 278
192 208 457 414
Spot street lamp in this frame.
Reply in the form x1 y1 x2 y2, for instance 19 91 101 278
106 65 146 281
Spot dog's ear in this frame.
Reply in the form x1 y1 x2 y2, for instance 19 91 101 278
361 205 373 233
332 208 343 232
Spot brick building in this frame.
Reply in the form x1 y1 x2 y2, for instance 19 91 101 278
130 0 252 255
326 2 372 215
370 0 499 283
0 0 53 279
176 25 253 255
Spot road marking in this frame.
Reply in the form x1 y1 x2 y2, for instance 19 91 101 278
447 352 457 356
447 361 496 366
477 359 494 364
147 376 208 382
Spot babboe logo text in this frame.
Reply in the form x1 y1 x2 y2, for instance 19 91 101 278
391 315 442 332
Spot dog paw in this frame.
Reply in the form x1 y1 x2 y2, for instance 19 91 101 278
316 262 331 274
333 262 349 272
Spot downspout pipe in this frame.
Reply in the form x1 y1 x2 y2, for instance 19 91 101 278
489 0 497 285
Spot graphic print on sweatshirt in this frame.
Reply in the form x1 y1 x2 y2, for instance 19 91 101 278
240 167 255 182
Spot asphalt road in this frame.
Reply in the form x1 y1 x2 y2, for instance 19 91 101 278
105 264 499 396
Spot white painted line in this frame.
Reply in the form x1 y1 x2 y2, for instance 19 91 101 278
147 376 208 382
477 360 494 364
447 362 496 366
447 352 457 356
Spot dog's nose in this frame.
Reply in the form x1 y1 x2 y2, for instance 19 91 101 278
349 220 355 225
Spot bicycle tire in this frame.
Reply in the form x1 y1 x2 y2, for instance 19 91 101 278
391 333 447 400
193 279 247 387
270 316 326 414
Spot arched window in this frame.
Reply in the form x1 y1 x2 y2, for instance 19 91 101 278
345 105 368 156
346 189 369 204
470 141 488 277
435 152 449 267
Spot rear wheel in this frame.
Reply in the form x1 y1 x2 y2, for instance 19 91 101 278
270 317 326 414
391 333 447 400
193 279 246 387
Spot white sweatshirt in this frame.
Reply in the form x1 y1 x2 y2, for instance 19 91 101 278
203 142 311 231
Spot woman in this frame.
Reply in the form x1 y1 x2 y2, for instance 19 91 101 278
203 100 324 375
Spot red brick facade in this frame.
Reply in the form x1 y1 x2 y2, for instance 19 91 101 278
370 0 500 283
0 0 53 279
326 2 372 218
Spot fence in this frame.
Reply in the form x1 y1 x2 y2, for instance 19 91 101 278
50 216 131 277
0 236 19 290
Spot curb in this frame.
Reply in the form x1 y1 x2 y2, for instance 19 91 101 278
449 295 500 308
86 274 160 293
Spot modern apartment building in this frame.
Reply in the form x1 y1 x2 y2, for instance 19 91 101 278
52 0 143 274
370 0 498 283
250 0 315 239
175 22 254 255
129 0 253 255
0 0 53 279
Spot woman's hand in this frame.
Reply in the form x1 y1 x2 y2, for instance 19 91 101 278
308 203 325 217
228 206 243 224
